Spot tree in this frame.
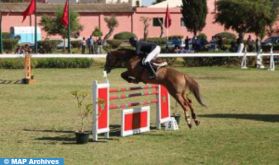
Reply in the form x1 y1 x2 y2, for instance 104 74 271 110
92 27 103 38
103 16 118 42
181 0 208 37
215 0 277 39
40 8 83 50
140 17 151 40
152 0 165 5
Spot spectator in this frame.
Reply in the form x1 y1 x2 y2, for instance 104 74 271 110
229 41 238 52
25 44 32 54
15 46 24 54
174 45 181 53
96 37 103 54
247 35 254 52
217 37 224 50
81 37 86 54
192 36 198 51
184 36 190 50
87 35 94 54
255 37 261 53
237 34 244 53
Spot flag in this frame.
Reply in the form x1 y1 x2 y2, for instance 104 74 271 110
22 0 36 22
61 0 69 27
164 5 171 28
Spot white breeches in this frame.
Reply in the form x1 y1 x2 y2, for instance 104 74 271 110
144 46 161 64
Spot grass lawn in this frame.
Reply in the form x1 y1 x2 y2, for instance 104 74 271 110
0 65 278 165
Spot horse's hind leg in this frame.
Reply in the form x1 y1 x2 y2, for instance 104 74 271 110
183 94 200 126
173 93 192 128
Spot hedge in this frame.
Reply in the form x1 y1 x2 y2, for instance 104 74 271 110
113 32 136 40
37 40 60 53
183 57 240 67
3 39 19 53
145 37 167 46
0 58 93 69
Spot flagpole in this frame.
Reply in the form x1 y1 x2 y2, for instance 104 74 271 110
67 0 71 53
34 0 37 53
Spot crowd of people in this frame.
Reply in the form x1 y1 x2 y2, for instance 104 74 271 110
15 44 32 54
168 34 263 54
80 35 103 54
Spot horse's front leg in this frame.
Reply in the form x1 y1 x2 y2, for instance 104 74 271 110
121 71 139 84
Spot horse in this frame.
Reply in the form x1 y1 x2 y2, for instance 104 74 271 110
104 49 206 128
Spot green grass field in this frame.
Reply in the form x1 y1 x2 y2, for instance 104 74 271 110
0 65 278 165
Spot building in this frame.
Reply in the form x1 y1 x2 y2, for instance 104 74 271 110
45 0 142 7
0 0 278 42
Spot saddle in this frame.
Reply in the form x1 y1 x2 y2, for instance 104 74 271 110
142 58 168 71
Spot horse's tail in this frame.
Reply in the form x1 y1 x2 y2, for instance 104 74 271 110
185 75 207 107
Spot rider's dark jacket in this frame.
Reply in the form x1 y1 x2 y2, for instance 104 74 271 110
134 41 157 56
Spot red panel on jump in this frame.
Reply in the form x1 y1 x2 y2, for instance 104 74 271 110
124 111 148 131
160 85 170 120
98 87 109 129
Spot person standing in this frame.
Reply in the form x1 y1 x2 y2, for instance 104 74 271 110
255 37 261 53
247 35 253 52
185 36 189 50
96 37 103 54
81 37 86 54
87 35 94 54
237 34 244 53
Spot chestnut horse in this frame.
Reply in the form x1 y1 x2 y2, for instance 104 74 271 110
104 49 206 128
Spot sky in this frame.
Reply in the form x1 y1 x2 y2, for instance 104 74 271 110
142 0 156 6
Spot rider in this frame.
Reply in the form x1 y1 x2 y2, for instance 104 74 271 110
129 37 161 79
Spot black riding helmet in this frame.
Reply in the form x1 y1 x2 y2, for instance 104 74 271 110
129 37 137 47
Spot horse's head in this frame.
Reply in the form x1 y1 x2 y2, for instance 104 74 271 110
104 50 136 73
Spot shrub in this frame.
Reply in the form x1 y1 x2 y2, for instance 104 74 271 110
92 27 103 37
37 40 60 53
0 58 93 69
214 32 237 44
71 40 81 49
197 33 207 43
183 57 240 67
168 35 183 40
107 39 122 49
145 37 167 46
0 58 24 69
2 32 10 39
113 32 136 40
35 58 93 68
3 39 19 53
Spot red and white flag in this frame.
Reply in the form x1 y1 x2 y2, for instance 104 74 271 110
61 0 69 27
164 5 172 28
22 0 36 22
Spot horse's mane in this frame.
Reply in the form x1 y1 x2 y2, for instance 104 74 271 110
110 49 137 61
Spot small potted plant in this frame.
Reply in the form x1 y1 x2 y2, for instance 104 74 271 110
171 102 181 125
71 91 92 144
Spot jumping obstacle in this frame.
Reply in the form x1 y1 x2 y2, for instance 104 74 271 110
92 80 171 141
121 106 150 137
22 54 34 84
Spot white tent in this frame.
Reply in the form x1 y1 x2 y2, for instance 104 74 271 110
147 0 182 8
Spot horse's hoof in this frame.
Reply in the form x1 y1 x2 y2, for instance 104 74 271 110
194 120 200 126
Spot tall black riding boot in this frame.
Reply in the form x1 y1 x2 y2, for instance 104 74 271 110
145 62 156 79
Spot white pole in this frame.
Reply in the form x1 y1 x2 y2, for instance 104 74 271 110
269 45 275 71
